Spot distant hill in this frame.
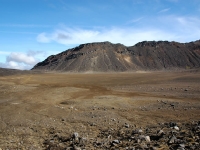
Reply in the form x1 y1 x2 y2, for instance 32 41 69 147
32 40 200 72
0 68 42 76
0 68 29 76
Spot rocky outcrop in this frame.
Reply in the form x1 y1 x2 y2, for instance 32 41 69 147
32 40 200 72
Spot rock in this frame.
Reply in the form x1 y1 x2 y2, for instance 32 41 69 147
141 143 148 149
73 132 79 141
129 147 135 150
125 123 130 128
174 126 180 131
158 129 164 135
169 135 177 144
132 129 143 135
138 135 145 140
73 132 79 138
179 144 185 148
58 143 66 148
73 145 81 150
108 135 112 140
112 139 120 144
169 122 177 127
111 139 120 146
177 147 185 150
145 136 151 142
41 120 200 149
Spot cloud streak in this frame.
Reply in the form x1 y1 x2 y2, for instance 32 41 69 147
158 8 170 13
36 15 200 46
127 17 144 24
36 27 175 46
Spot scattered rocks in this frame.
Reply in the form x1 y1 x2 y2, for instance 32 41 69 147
41 120 200 149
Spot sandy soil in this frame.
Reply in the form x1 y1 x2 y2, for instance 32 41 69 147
0 71 200 149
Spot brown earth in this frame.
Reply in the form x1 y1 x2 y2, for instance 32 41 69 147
0 70 200 149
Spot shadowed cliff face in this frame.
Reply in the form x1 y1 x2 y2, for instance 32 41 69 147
32 40 200 72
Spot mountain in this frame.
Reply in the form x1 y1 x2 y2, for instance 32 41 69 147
32 40 200 72
0 67 31 76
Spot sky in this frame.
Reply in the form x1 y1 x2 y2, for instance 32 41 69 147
0 0 200 70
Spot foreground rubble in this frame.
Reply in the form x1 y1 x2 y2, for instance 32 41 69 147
43 121 200 150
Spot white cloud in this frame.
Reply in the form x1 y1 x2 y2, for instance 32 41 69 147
127 17 144 24
36 15 200 46
0 60 32 70
36 27 176 46
158 16 200 42
0 50 62 70
37 32 51 43
0 51 45 70
7 61 26 70
7 52 38 65
158 8 170 13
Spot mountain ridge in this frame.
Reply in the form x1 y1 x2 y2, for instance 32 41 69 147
32 40 200 72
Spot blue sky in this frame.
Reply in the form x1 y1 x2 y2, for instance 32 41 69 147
0 0 200 70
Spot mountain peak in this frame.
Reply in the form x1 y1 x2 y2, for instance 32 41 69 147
32 40 200 72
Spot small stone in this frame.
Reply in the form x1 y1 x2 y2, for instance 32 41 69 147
174 126 179 131
138 129 143 133
141 143 148 149
73 132 79 141
112 139 120 146
50 139 54 143
73 145 81 150
177 147 185 150
73 132 79 138
145 136 151 142
112 139 119 144
169 122 177 127
179 144 185 148
125 123 130 128
169 135 177 144
108 135 112 140
139 135 145 140
137 139 141 143
58 143 66 148
158 129 164 135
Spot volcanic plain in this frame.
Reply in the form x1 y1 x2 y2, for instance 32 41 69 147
0 70 200 149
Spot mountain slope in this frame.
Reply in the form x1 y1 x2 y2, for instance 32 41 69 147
32 40 200 72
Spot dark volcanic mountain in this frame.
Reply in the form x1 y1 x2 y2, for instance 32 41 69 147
32 40 200 72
